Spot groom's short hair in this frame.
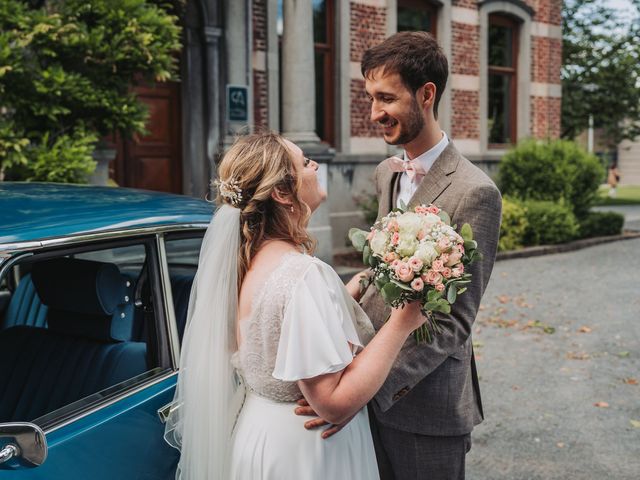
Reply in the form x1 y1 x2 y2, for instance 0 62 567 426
361 31 448 118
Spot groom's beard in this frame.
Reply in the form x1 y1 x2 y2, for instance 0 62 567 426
386 98 425 146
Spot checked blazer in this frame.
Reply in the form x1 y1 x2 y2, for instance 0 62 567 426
361 142 502 436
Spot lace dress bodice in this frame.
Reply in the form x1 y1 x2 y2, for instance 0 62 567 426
231 253 374 403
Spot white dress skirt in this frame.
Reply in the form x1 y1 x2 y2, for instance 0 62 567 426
228 253 380 480
229 394 379 479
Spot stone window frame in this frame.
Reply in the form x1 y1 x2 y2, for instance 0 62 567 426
479 0 533 154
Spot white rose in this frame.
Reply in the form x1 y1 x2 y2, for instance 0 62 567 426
440 224 458 239
396 236 419 257
423 212 441 228
414 241 438 264
396 212 423 237
369 230 389 256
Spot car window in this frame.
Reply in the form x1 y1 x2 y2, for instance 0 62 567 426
0 240 169 429
164 234 204 346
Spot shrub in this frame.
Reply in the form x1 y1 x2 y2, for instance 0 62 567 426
521 200 579 246
578 211 625 238
498 197 528 251
0 0 181 182
498 139 605 218
354 192 379 225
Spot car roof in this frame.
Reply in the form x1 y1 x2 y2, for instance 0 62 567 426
0 182 213 246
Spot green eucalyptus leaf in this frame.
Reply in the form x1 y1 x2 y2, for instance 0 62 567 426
464 240 478 251
362 245 371 265
438 210 451 225
447 285 457 303
427 289 442 302
349 228 368 252
381 282 402 304
460 223 473 242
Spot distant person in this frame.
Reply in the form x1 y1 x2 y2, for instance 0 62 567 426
608 162 620 198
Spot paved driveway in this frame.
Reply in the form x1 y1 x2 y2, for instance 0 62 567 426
467 238 640 480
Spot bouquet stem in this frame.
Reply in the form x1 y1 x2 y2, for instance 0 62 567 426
414 310 441 344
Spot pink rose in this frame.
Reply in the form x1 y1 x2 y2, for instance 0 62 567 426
427 205 440 215
440 253 449 264
446 251 463 267
423 270 443 286
435 283 445 292
391 259 401 269
442 267 452 279
410 277 424 292
451 267 463 277
391 232 400 246
384 252 398 263
437 237 451 251
415 206 429 214
386 219 399 232
395 262 415 282
408 257 424 272
431 259 444 272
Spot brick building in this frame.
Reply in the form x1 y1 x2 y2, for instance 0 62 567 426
115 0 562 260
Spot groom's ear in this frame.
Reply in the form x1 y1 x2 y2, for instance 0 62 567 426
420 82 437 110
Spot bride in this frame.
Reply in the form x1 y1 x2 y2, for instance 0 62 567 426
164 132 426 479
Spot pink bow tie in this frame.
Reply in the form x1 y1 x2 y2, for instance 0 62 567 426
388 157 427 182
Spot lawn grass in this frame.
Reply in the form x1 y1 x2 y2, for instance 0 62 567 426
594 185 640 206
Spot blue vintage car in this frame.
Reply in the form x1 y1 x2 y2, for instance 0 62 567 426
0 182 213 479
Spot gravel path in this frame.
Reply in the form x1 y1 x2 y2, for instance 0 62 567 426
467 238 640 479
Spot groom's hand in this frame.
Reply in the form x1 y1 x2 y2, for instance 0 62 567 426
294 398 354 439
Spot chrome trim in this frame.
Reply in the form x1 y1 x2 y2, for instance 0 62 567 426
0 252 34 281
157 401 181 424
156 233 181 369
0 444 18 464
44 371 178 434
0 224 209 255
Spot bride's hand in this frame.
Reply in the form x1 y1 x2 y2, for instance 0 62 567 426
345 269 371 301
294 398 356 439
389 300 425 332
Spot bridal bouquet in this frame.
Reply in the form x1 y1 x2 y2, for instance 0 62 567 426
349 204 481 343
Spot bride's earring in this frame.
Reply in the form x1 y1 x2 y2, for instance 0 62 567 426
290 205 294 213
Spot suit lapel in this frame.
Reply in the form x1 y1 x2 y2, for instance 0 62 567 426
408 142 461 208
377 158 400 217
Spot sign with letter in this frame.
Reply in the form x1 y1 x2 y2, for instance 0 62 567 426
226 85 249 123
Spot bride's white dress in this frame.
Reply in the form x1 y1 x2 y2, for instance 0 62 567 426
229 252 380 479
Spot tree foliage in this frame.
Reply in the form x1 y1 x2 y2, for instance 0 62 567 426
562 0 640 146
0 0 181 182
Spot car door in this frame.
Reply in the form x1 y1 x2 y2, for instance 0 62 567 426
0 233 196 479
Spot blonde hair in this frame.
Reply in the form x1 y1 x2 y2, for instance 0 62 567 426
216 132 316 287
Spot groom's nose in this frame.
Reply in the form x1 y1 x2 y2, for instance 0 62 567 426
370 103 386 123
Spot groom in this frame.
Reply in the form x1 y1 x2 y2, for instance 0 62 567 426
357 31 502 479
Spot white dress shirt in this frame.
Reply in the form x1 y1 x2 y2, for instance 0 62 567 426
396 132 449 208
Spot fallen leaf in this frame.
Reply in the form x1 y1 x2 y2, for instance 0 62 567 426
473 341 484 348
623 378 638 385
630 420 640 428
511 385 521 391
618 351 630 358
578 326 592 333
567 351 590 360
556 442 565 448
594 401 609 408
479 304 486 311
498 295 510 304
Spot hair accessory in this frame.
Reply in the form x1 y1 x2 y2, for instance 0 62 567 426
212 178 243 207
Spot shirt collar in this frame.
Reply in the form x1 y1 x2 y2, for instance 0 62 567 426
403 132 449 173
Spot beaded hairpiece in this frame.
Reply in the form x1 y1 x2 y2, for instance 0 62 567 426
212 178 243 207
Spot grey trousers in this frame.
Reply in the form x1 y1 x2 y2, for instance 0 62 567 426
369 409 472 480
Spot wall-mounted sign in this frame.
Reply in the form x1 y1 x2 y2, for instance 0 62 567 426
226 85 249 123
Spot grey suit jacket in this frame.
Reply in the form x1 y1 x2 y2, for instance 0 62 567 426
361 142 502 436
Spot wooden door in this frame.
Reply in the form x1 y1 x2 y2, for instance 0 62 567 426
114 82 182 193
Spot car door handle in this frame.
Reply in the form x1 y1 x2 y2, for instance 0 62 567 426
157 401 181 424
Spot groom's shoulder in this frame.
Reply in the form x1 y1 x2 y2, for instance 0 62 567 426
451 149 499 193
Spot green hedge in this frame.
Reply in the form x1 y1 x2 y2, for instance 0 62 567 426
578 211 625 238
498 198 580 249
498 139 604 218
499 197 528 251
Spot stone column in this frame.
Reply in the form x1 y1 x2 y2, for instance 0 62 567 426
281 0 320 145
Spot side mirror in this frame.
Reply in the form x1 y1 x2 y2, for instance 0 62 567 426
0 422 47 469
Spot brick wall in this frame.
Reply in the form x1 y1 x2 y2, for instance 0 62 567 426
531 36 562 84
529 0 562 25
451 22 480 76
451 90 480 139
531 96 561 138
350 1 387 137
252 0 268 129
452 0 477 9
